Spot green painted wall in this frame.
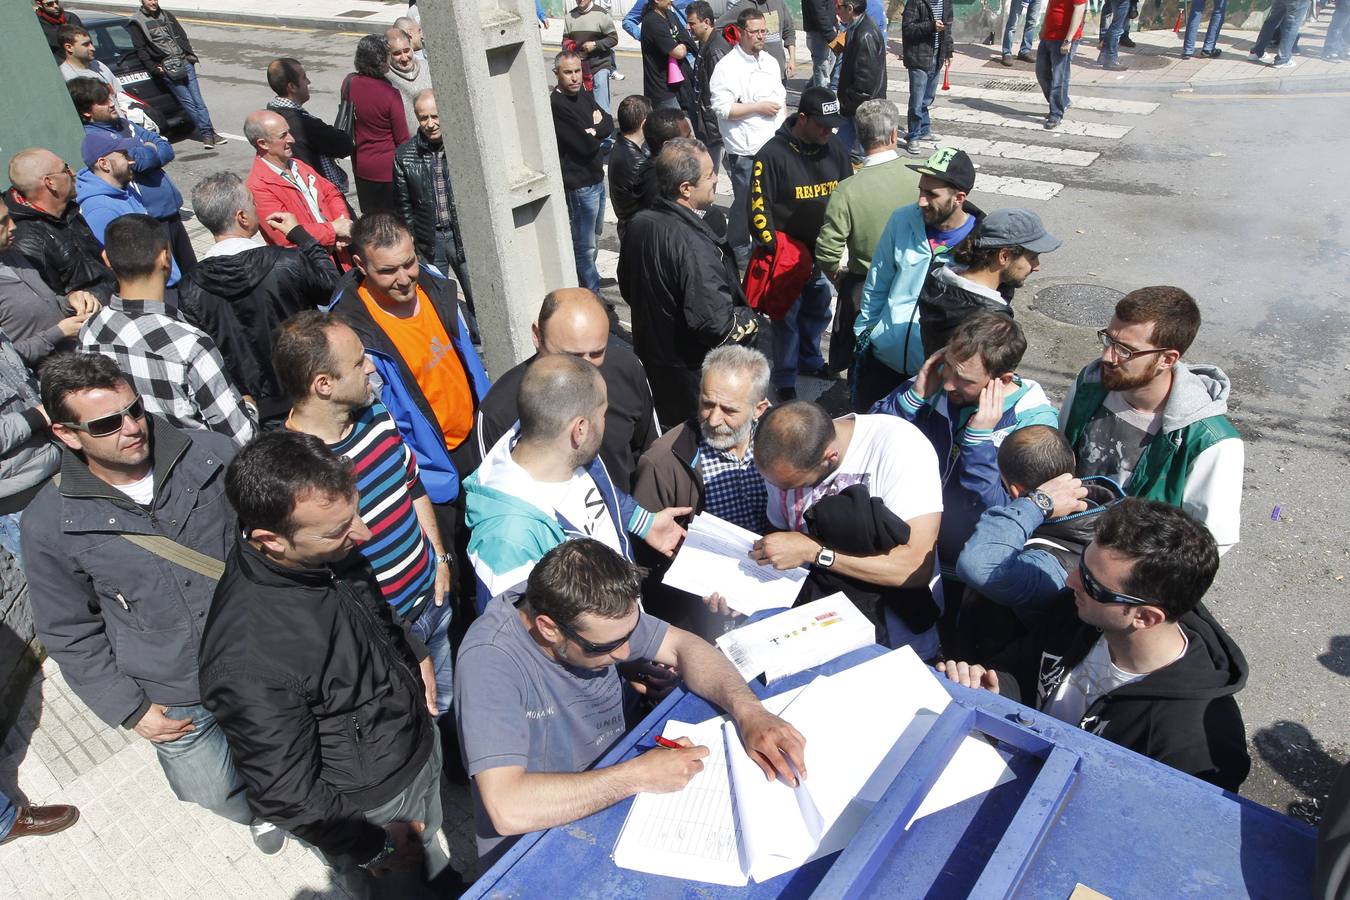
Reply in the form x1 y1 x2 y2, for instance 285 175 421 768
1 7 86 183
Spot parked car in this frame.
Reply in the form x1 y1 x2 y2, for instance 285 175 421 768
82 14 194 140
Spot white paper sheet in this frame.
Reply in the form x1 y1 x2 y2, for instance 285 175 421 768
662 513 806 615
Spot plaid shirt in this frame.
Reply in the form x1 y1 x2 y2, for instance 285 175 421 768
267 97 350 193
698 435 770 534
79 297 257 446
430 146 453 231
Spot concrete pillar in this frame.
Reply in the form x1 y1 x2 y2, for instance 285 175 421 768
1 6 87 179
418 0 576 379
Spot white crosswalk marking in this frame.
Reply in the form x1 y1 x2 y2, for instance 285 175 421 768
887 80 1159 115
930 105 1134 139
938 135 1098 167
973 173 1063 200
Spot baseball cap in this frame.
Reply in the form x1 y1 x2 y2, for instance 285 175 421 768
81 132 139 169
906 148 976 194
798 87 844 128
974 208 1063 254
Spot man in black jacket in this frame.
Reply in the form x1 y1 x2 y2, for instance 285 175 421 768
901 0 954 154
608 94 652 241
685 1 731 171
200 431 458 894
619 137 761 427
178 172 341 423
938 498 1251 792
129 0 222 148
5 148 117 300
836 0 888 161
266 57 355 194
550 50 613 295
801 0 838 88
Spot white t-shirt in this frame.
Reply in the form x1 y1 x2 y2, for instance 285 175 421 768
1043 631 1188 727
497 458 623 556
114 469 155 506
766 414 944 534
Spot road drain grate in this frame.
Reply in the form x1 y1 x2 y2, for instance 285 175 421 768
1031 283 1126 327
980 79 1041 92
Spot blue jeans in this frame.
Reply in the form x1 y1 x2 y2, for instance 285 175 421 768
1100 0 1134 62
409 599 453 717
770 267 833 388
1098 1 1132 40
906 59 942 143
0 511 23 568
0 789 16 840
1326 0 1350 54
1183 0 1228 53
806 30 835 88
724 152 755 265
1253 0 1311 62
836 117 862 163
156 703 253 825
1002 0 1041 55
591 67 612 114
1036 39 1077 121
565 181 606 294
165 63 215 137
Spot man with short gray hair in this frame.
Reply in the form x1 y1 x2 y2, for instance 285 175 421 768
177 172 340 423
393 14 427 59
386 26 433 135
551 49 613 295
244 109 353 257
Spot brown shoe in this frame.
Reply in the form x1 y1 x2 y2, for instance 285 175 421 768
0 804 80 844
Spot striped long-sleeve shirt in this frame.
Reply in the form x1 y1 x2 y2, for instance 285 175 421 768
329 402 437 620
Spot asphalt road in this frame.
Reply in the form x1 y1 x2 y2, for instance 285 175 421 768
84 12 1350 824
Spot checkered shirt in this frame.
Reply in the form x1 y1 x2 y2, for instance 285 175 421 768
698 435 770 534
268 97 350 193
79 298 257 446
430 147 454 230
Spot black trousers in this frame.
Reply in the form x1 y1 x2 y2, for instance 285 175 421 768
161 214 197 276
354 176 398 215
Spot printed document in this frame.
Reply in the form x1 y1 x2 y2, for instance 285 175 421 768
662 512 807 615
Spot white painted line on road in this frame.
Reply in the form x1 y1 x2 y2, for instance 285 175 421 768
973 172 1064 200
215 131 248 143
930 106 1133 139
888 81 1159 115
935 135 1099 167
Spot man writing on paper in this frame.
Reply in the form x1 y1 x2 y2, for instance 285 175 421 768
455 538 807 865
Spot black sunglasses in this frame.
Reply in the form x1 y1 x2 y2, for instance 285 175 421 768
555 616 639 656
61 396 145 438
1077 557 1153 607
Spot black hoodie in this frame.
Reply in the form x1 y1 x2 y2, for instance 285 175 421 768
177 228 341 421
749 115 852 252
990 593 1251 792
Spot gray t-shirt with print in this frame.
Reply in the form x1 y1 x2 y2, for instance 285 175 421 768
455 594 668 862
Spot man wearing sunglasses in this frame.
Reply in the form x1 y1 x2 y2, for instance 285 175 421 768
937 498 1250 792
1059 286 1243 555
456 538 807 866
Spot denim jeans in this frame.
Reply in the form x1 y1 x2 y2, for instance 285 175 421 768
1036 39 1077 120
156 703 254 825
1100 0 1134 63
409 600 453 717
1253 0 1311 62
1002 0 1041 55
769 267 833 388
1183 0 1228 54
591 67 612 114
806 30 835 88
0 511 23 568
906 59 942 143
165 63 216 137
0 788 16 840
1098 1 1131 41
565 181 606 294
1326 0 1350 54
835 117 862 163
724 152 755 265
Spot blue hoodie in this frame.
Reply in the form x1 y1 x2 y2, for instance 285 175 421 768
75 168 181 287
82 120 182 221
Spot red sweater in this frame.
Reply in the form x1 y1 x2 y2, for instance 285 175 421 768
348 74 410 183
246 156 350 267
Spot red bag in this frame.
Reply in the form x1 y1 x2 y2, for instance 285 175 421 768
561 38 595 92
742 232 814 321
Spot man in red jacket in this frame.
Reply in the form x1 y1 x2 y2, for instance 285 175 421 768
243 110 353 266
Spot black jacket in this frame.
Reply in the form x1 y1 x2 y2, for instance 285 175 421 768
991 594 1252 792
749 117 853 251
608 135 650 232
128 7 196 72
200 539 433 868
838 14 888 117
468 340 659 491
550 87 613 191
901 0 954 71
38 10 83 61
618 198 760 371
393 131 465 265
917 264 1015 359
177 228 341 421
3 190 117 300
801 0 838 33
694 31 734 147
267 101 355 174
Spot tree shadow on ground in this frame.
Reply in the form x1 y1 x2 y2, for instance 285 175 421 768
1254 719 1347 824
1319 635 1350 677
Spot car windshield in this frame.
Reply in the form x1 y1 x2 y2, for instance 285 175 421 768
87 22 139 67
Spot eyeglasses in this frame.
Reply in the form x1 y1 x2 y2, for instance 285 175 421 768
41 163 73 180
61 396 145 437
1095 330 1170 363
555 615 639 656
1077 557 1153 607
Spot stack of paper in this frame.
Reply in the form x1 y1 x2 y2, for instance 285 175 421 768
715 594 874 683
662 512 807 615
612 647 1015 885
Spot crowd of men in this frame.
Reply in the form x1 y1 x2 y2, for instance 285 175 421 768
3 1 1349 898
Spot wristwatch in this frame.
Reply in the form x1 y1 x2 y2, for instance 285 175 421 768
360 828 397 870
1029 490 1055 515
814 546 836 569
434 552 453 567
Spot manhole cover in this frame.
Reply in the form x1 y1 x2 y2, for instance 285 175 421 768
1031 283 1125 327
980 79 1040 92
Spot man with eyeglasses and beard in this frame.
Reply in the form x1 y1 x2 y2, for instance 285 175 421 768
20 352 287 854
454 537 807 866
1058 286 1243 555
935 498 1250 792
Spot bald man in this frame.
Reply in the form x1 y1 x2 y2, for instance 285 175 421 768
393 15 427 59
242 109 353 257
463 352 687 608
3 148 116 299
469 289 659 490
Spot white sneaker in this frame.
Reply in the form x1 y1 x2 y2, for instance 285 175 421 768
1271 58 1297 68
1247 50 1262 62
250 821 286 855
611 70 626 81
